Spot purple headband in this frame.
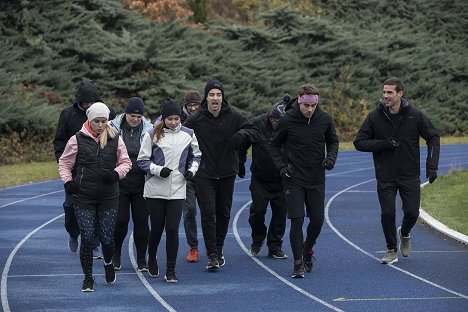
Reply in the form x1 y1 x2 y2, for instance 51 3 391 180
298 94 319 104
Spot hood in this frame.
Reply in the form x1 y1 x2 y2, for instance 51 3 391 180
75 79 102 104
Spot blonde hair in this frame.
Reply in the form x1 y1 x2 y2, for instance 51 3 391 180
152 121 165 144
99 123 117 149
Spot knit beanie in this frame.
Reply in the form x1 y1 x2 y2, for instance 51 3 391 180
125 97 145 114
184 90 202 105
161 99 182 120
86 102 110 121
204 78 224 99
270 94 290 119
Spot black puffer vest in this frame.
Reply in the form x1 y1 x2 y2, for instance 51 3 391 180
73 132 119 200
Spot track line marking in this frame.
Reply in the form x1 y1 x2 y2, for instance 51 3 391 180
129 232 176 312
334 296 462 302
8 272 138 278
324 179 468 300
1 213 64 312
0 190 63 209
233 201 344 312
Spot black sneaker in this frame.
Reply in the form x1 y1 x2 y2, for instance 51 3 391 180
164 269 178 283
82 276 95 292
206 255 219 271
292 260 305 278
68 236 79 252
137 259 148 272
113 256 121 271
268 249 288 259
148 257 159 277
104 263 116 284
250 242 263 256
303 249 315 272
218 249 225 267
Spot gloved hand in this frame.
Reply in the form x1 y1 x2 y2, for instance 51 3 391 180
384 137 400 149
64 181 78 195
160 167 172 178
229 132 245 149
322 159 334 170
426 169 437 184
238 163 246 178
102 170 119 183
280 167 292 179
184 170 194 181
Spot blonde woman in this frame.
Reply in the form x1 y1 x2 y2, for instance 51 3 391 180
59 102 131 292
138 99 201 283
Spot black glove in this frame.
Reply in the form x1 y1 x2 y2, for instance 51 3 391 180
184 170 194 181
238 163 246 178
426 169 437 184
160 167 172 178
384 137 400 149
64 181 78 195
229 132 245 149
322 159 334 170
102 170 119 183
280 167 292 179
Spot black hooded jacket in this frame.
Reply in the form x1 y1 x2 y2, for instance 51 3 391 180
184 98 260 179
270 100 339 186
353 98 440 181
53 80 115 162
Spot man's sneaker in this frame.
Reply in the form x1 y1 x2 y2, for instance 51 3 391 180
68 236 79 252
303 249 315 272
104 263 116 283
148 257 159 277
206 255 219 271
186 247 199 263
218 249 225 267
250 241 263 256
93 247 103 260
82 276 95 292
398 227 411 257
137 259 148 272
268 249 288 259
164 269 178 283
113 256 121 271
381 249 398 264
292 260 305 278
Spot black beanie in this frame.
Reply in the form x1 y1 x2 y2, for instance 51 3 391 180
125 97 145 114
204 78 224 99
161 99 182 120
270 94 290 119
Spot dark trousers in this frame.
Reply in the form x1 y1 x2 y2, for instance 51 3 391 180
147 198 183 269
63 191 80 239
248 176 286 251
377 178 420 251
114 191 148 262
183 181 198 248
73 196 118 278
195 175 235 258
284 182 325 261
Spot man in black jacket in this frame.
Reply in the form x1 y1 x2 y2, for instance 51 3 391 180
270 83 339 278
184 78 260 271
239 95 290 259
53 79 115 255
354 77 440 265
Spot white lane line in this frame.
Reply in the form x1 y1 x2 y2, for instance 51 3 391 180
0 190 63 209
8 272 138 278
324 179 468 300
1 213 64 312
129 232 176 312
233 201 344 312
334 296 463 302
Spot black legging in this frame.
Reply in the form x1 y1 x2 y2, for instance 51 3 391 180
147 198 183 269
74 196 118 278
114 191 148 261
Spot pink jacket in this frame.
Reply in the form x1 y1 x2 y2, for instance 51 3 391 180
59 125 131 183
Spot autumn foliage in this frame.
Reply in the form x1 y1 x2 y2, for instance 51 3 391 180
123 0 193 23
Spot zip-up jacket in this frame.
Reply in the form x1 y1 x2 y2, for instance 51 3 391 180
137 123 201 199
240 112 282 186
184 98 260 179
270 101 339 185
353 98 440 181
